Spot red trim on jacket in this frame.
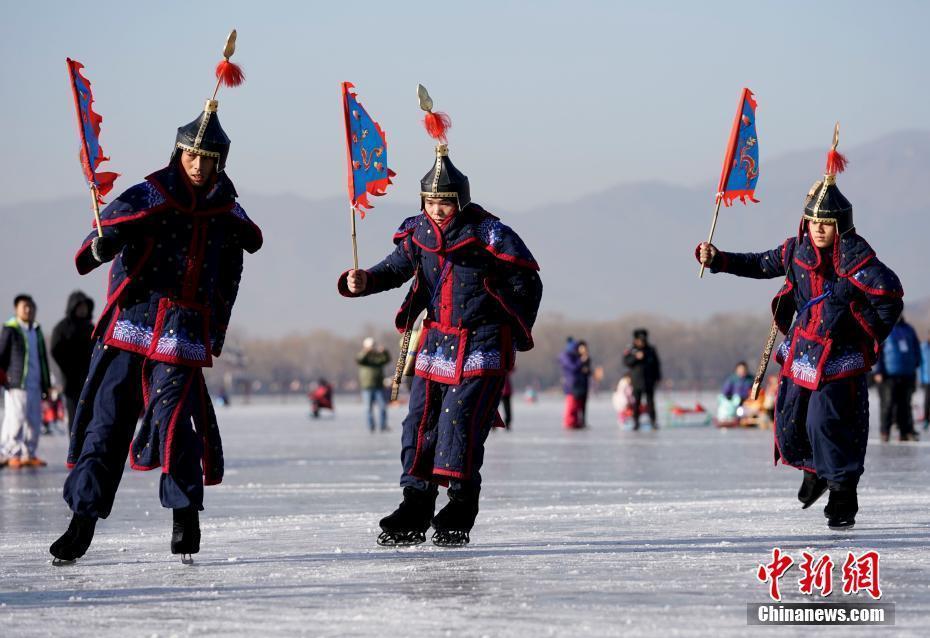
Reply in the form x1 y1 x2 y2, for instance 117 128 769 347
145 298 213 367
409 378 434 479
464 377 492 478
181 220 208 301
414 320 467 385
482 278 534 350
411 215 445 254
847 274 904 298
771 376 818 473
849 300 880 358
91 238 155 340
198 374 222 486
162 372 195 474
784 325 833 391
439 256 454 326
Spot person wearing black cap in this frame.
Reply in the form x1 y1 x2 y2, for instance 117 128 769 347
623 328 662 430
697 124 903 530
339 85 543 547
50 31 262 565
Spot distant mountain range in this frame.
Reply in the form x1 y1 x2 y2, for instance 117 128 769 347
3 130 928 336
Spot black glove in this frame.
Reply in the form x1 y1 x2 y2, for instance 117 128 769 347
90 235 119 263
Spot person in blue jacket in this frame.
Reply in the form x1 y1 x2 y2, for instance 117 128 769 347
874 316 922 441
697 128 903 530
920 330 930 430
721 361 754 402
339 91 542 547
560 338 591 428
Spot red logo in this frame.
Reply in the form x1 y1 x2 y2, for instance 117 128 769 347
757 548 794 601
798 551 834 596
757 549 882 600
842 551 882 599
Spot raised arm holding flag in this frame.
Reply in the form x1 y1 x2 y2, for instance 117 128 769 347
699 87 760 278
695 123 903 531
336 84 542 548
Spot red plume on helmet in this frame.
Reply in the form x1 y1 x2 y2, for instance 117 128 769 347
423 111 452 143
215 59 244 88
825 121 847 176
211 29 244 99
418 83 451 142
825 147 848 176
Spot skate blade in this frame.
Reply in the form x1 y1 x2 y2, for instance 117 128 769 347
377 531 425 547
431 531 470 547
828 522 856 531
51 557 77 566
181 554 195 565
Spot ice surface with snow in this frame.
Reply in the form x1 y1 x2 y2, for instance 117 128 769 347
2 394 929 637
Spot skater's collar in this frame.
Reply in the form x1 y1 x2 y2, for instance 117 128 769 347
793 231 875 277
411 204 475 253
436 211 457 231
146 162 237 214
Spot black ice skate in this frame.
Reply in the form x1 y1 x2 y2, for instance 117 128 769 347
50 514 97 565
798 471 828 509
171 507 201 564
431 486 480 547
824 488 858 530
377 486 438 547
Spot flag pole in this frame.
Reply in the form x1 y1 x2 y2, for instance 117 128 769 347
698 196 722 278
350 205 359 270
90 184 103 238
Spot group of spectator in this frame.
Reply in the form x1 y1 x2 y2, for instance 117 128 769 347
560 328 661 430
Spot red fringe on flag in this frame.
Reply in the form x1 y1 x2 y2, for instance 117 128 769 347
423 111 451 142
826 149 848 175
215 60 245 88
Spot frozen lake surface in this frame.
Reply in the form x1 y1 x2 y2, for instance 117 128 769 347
2 393 930 637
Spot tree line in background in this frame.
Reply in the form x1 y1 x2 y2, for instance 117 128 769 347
207 312 783 395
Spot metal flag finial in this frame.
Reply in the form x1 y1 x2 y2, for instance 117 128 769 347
417 84 433 112
223 29 237 60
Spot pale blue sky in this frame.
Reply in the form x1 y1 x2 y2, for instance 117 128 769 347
1 0 928 209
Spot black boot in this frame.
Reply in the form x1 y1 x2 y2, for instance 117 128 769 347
798 471 828 509
50 513 97 564
824 487 858 530
431 485 480 547
171 508 201 562
378 486 439 546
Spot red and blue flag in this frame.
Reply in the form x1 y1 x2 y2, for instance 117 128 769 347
716 88 759 206
66 59 118 204
342 82 395 218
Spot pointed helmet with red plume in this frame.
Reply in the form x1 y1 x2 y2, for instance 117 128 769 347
803 122 854 234
173 30 245 172
417 84 471 210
